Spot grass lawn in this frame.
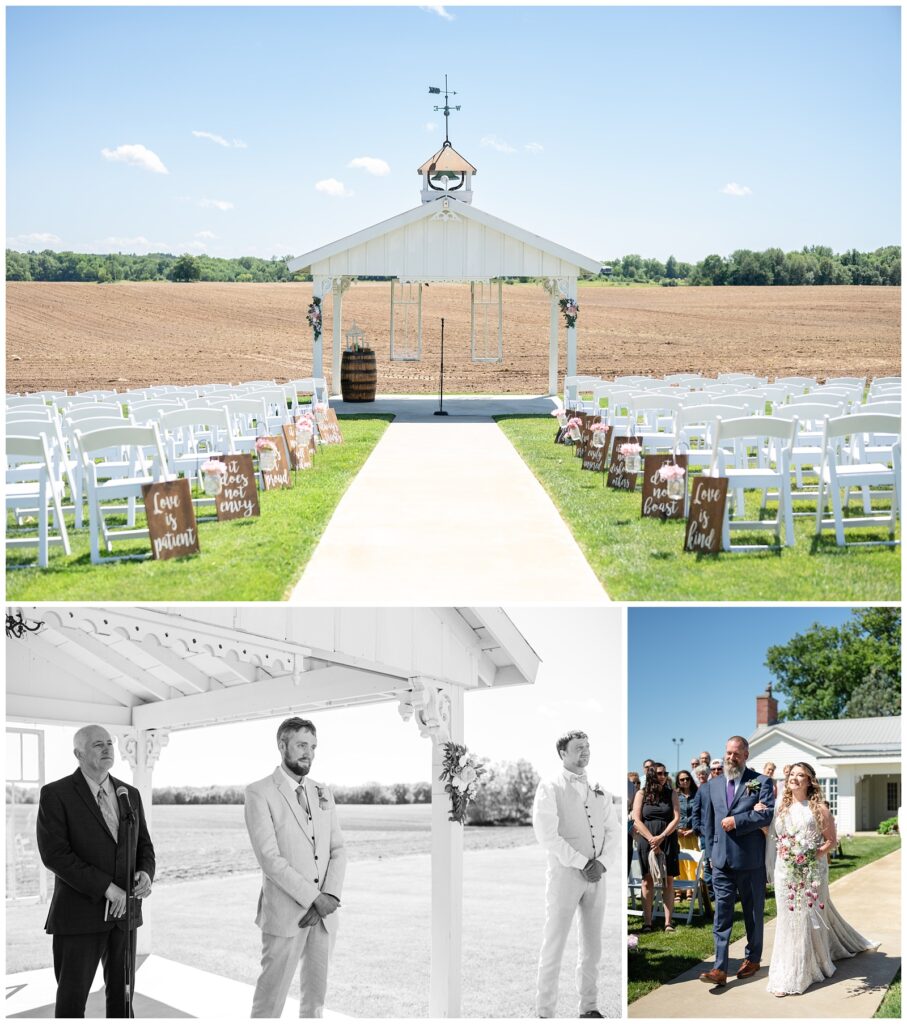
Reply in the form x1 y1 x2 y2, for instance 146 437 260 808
628 835 901 1003
875 970 901 1017
497 416 900 600
6 415 391 601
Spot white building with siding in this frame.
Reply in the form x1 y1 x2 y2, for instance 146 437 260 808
747 685 901 834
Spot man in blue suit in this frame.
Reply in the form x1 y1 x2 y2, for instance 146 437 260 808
698 735 774 987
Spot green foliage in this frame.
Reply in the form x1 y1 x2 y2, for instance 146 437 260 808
878 817 899 835
765 608 901 720
468 758 541 825
169 253 201 282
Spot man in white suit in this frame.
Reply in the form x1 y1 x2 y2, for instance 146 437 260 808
245 717 347 1018
533 730 617 1019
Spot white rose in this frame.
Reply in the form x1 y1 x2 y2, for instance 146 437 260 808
458 754 469 768
461 766 477 786
451 776 464 790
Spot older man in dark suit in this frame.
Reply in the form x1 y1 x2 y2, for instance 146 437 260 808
36 724 155 1018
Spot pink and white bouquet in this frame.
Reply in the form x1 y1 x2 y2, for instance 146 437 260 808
439 742 486 825
559 298 579 329
619 442 641 457
657 462 685 482
776 825 823 918
306 297 323 338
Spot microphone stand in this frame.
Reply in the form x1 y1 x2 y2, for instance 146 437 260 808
434 317 448 416
121 797 137 1018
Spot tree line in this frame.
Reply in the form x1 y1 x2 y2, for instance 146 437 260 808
6 245 900 285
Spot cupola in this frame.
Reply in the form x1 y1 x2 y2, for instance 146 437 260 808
418 142 477 205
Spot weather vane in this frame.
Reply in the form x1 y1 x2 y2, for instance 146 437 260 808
428 75 460 147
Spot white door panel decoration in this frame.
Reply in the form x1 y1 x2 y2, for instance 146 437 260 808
390 280 423 361
470 280 503 363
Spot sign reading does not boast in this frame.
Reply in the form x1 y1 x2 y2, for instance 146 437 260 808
684 476 729 554
142 479 200 560
641 454 688 520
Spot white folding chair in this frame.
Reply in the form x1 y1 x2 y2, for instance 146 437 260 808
6 433 72 567
672 849 706 924
774 376 817 395
709 415 797 550
628 395 681 452
158 407 239 486
74 423 175 563
6 416 79 526
815 413 900 547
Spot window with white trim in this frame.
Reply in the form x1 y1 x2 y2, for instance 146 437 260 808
819 777 838 818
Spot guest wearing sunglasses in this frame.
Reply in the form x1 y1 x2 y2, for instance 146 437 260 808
631 763 680 933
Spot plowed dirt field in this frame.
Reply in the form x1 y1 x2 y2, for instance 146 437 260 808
6 281 900 394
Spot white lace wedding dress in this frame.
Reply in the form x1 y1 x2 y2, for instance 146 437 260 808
767 800 878 996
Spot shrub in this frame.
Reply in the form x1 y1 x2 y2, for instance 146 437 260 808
878 817 899 835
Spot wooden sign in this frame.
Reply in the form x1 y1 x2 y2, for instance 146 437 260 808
641 454 688 520
315 408 343 445
582 426 612 472
684 476 729 553
142 478 199 560
259 435 292 491
213 453 260 521
283 424 314 470
557 408 583 446
607 435 642 492
572 413 595 458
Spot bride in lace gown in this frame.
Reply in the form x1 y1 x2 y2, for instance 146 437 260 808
762 762 878 997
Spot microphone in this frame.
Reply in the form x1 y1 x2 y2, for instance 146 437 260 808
116 786 136 822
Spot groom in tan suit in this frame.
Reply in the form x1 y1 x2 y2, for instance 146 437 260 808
245 717 346 1018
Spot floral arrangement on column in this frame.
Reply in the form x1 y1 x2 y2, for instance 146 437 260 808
559 298 579 330
438 742 486 825
306 296 323 339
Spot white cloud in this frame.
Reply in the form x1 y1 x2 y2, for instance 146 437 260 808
101 144 169 175
524 142 544 154
186 241 209 252
347 156 391 177
198 198 234 211
721 182 753 197
7 232 63 247
195 230 217 240
421 5 454 20
315 178 353 198
481 135 516 154
92 236 161 253
192 130 247 149
425 121 438 133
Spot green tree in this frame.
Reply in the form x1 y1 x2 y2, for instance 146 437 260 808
170 253 201 282
764 608 901 720
665 255 678 279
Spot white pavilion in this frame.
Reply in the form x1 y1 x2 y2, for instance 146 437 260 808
287 133 602 397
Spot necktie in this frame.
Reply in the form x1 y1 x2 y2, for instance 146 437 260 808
97 787 118 839
296 784 312 822
726 778 736 808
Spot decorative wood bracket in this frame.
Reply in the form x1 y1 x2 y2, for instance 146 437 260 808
398 677 451 743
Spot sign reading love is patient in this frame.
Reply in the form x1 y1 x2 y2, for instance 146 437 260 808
684 476 729 553
607 435 642 492
142 478 199 560
214 454 260 521
641 454 688 520
260 435 292 491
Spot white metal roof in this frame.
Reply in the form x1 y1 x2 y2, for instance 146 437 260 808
286 198 601 279
6 606 539 733
750 716 901 757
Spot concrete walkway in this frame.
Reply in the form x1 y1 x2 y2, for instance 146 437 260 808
630 849 901 1018
290 396 608 603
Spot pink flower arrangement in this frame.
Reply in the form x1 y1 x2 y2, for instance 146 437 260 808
657 463 686 481
199 459 227 478
255 437 278 453
620 442 641 456
567 417 583 429
559 298 580 329
306 297 323 338
591 421 609 434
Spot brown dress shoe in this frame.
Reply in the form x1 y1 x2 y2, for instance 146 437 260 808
736 960 761 979
698 968 727 986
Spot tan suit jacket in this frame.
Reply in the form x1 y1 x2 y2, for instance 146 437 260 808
244 768 346 939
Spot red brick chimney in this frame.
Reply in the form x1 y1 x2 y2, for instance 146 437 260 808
757 684 779 727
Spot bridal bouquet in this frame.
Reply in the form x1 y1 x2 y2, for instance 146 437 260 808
776 825 823 917
439 742 486 825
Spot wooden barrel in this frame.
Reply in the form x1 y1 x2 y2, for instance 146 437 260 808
340 349 377 402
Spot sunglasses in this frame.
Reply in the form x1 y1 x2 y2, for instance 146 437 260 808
655 770 667 776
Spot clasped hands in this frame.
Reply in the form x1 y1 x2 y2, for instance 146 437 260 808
104 871 152 917
299 892 340 928
582 859 605 882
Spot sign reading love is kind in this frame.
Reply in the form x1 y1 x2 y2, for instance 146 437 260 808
684 476 729 553
641 454 688 520
607 435 642 492
142 479 200 560
213 454 260 521
283 424 314 470
260 435 292 491
582 426 612 472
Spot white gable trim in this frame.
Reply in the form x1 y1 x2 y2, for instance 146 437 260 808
748 725 832 758
287 199 601 277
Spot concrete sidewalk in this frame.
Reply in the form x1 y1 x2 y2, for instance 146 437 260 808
630 849 901 1018
290 402 608 604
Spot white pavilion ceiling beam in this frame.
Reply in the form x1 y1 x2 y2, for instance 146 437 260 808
7 693 133 729
222 650 266 684
10 639 140 709
49 627 174 702
138 635 213 694
132 664 413 732
467 609 540 686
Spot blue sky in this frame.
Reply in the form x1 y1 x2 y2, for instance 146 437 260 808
628 605 864 776
6 5 900 262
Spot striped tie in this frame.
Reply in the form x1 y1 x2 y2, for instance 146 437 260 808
97 787 118 839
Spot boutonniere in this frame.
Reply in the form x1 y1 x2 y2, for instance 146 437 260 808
592 783 605 797
744 779 761 794
315 785 329 811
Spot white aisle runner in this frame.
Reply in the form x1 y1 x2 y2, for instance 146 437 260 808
289 417 608 604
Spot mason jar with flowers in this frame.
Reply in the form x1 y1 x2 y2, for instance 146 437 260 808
255 437 279 472
566 416 583 443
591 422 609 449
620 442 642 474
550 407 569 429
199 459 227 497
657 461 686 500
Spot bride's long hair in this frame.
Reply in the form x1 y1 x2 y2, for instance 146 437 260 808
778 761 825 823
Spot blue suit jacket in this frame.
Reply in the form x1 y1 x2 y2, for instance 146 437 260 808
701 767 774 871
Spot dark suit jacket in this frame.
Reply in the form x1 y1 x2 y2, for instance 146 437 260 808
700 767 774 872
36 769 155 935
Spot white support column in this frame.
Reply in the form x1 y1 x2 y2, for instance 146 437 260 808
331 277 351 396
836 767 857 835
116 728 170 955
398 679 464 1018
310 278 324 382
548 283 559 397
566 275 578 380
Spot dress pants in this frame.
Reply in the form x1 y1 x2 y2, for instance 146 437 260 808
52 927 133 1018
711 862 766 973
251 919 333 1018
536 866 606 1018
